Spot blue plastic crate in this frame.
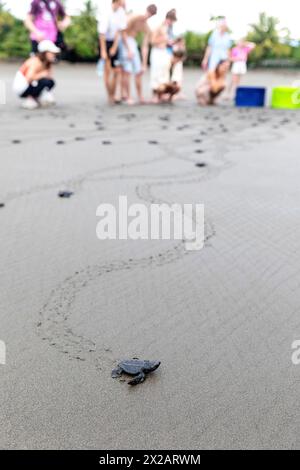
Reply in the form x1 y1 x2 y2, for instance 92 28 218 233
235 87 266 107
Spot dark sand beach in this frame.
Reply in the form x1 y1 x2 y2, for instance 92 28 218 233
1 63 300 449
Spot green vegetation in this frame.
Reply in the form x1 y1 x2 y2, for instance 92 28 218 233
183 31 210 65
0 3 299 67
246 12 293 65
0 2 30 58
64 1 98 60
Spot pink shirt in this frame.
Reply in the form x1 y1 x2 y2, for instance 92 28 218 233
231 45 253 63
29 0 66 42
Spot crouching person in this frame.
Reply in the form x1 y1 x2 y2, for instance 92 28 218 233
13 40 60 110
196 59 230 106
152 50 185 103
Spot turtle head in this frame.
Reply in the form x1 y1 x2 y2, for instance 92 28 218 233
146 361 161 372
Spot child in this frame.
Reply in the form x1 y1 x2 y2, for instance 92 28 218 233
152 49 185 103
13 40 60 109
227 39 255 98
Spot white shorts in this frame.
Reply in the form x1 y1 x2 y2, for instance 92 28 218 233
150 47 171 91
13 71 29 96
231 61 247 75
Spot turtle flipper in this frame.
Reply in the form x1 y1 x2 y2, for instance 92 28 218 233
111 366 122 378
128 372 146 386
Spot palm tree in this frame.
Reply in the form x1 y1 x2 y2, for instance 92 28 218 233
247 12 292 63
248 12 281 44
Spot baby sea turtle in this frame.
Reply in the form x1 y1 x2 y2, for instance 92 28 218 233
58 190 74 198
112 359 161 386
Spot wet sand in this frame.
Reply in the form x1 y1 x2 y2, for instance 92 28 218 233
1 63 300 449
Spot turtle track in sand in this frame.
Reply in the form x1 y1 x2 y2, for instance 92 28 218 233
35 106 291 371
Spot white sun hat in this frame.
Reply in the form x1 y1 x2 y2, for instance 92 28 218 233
38 40 61 54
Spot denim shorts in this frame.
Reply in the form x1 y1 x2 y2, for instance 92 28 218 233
120 37 142 75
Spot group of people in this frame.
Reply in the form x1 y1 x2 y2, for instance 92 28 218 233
196 18 255 105
12 0 255 110
98 1 185 105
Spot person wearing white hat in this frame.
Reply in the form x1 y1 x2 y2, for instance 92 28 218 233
13 40 60 110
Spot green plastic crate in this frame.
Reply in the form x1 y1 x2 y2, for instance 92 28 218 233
271 87 300 109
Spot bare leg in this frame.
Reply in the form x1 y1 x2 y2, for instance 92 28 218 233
111 67 122 103
168 84 180 102
151 91 160 104
227 74 241 99
135 73 145 104
121 70 128 101
196 87 209 106
123 72 134 104
197 96 209 106
103 60 113 104
171 86 185 102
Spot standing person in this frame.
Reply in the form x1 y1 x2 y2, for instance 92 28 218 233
227 39 255 98
25 0 71 54
202 18 232 72
150 9 177 102
98 0 130 104
120 4 157 105
13 40 60 110
196 59 230 105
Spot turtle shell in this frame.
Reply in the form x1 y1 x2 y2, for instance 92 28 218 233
120 359 145 375
119 359 161 375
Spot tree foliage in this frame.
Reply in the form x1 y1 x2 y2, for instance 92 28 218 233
64 1 98 60
246 12 293 64
185 31 210 55
0 3 30 58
